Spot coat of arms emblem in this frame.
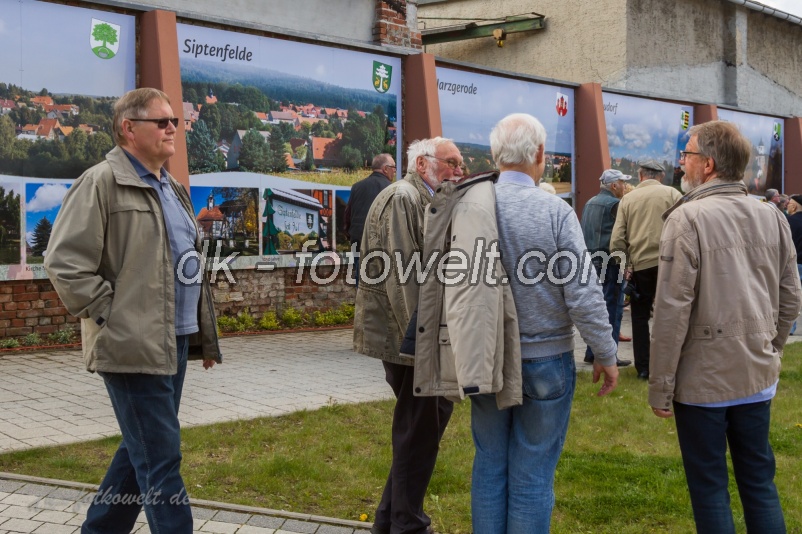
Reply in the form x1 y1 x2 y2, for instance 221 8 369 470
373 61 392 94
90 18 121 60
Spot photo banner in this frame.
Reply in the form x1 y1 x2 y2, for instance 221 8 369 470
0 0 135 280
717 109 784 196
436 67 575 197
178 22 402 268
602 92 694 188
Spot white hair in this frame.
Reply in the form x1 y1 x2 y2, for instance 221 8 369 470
406 137 454 169
490 113 547 167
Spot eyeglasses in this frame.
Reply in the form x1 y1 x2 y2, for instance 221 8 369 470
127 117 179 129
384 164 396 170
679 150 703 160
427 155 467 172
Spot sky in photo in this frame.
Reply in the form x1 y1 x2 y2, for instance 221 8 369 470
603 92 694 165
25 182 70 247
437 67 575 155
0 0 135 96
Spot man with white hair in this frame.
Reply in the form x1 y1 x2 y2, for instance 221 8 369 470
470 113 619 533
354 138 464 534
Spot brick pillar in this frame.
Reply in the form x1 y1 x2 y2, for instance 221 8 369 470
374 0 422 49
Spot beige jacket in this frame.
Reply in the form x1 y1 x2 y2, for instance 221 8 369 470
412 174 522 409
611 179 682 271
45 146 222 374
353 171 432 365
649 179 801 408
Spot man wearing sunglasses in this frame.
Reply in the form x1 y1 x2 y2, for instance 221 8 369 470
45 88 222 534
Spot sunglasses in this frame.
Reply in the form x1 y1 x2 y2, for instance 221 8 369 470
127 117 179 129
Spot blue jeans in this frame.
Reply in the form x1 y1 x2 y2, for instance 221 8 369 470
470 351 576 534
83 335 192 534
673 400 786 534
585 262 623 360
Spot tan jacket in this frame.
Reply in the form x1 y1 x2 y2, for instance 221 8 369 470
353 171 432 365
611 179 682 271
412 174 522 409
45 146 222 374
649 179 801 408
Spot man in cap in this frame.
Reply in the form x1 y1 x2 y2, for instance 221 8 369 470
611 159 682 379
580 169 632 366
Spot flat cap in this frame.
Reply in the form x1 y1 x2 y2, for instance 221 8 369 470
638 159 665 172
600 169 631 184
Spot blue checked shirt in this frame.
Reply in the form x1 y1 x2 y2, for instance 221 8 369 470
124 150 201 335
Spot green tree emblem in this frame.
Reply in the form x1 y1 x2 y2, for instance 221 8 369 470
91 22 119 59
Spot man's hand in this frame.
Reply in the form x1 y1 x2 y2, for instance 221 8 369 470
592 362 618 396
202 359 216 370
624 269 633 281
651 406 673 418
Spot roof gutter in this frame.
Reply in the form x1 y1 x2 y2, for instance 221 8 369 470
724 0 802 26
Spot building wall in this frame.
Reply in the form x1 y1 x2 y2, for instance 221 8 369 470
618 0 802 117
419 0 627 84
106 0 378 44
419 0 802 117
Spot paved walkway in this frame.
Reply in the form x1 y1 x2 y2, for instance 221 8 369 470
0 315 796 533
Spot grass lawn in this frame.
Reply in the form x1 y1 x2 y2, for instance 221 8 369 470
1 349 801 533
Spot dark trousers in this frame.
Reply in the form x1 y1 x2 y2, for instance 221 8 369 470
674 400 786 534
374 361 454 534
83 336 192 534
630 266 658 374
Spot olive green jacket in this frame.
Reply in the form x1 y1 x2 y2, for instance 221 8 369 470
45 146 222 374
353 170 432 365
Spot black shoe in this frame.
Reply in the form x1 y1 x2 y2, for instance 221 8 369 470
637 371 649 380
616 359 632 367
583 355 594 363
370 526 389 534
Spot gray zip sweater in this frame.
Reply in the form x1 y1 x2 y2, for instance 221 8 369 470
495 172 618 367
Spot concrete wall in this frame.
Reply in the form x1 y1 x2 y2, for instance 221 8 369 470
617 0 802 117
99 0 378 44
419 0 802 117
419 0 628 84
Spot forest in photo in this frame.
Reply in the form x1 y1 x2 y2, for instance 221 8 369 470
0 83 116 178
181 60 399 183
0 185 21 264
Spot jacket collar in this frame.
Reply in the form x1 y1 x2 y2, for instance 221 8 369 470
105 145 155 188
635 178 662 189
404 170 437 205
663 177 747 221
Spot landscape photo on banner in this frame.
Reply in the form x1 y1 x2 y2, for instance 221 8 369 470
603 91 694 189
0 0 135 280
178 23 402 265
717 108 784 197
436 66 575 197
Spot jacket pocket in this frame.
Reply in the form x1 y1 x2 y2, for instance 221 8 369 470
438 326 458 385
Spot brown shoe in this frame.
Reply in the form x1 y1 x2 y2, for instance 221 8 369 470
619 334 632 342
